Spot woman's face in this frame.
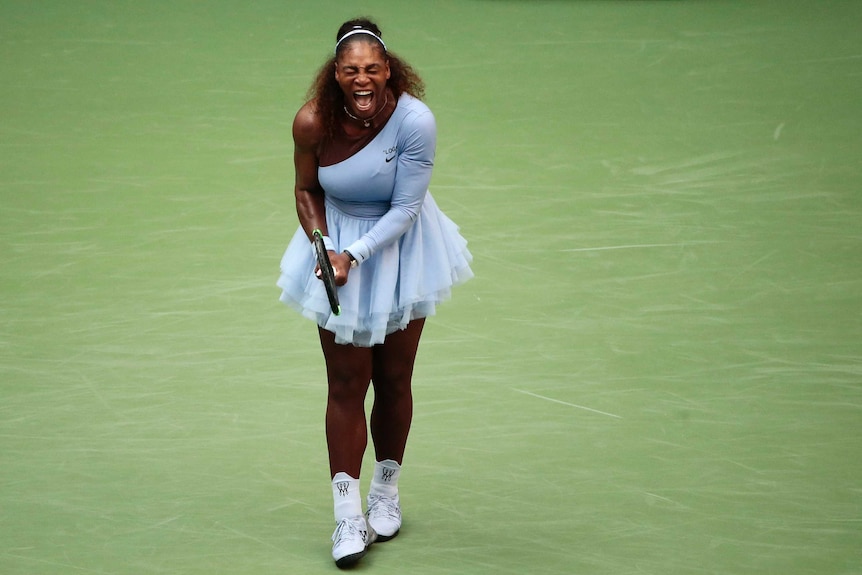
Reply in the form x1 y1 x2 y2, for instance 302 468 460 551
335 41 390 120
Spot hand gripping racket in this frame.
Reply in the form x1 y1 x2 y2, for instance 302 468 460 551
312 229 341 316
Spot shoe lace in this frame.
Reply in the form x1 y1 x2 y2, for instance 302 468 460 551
332 517 366 544
368 495 401 521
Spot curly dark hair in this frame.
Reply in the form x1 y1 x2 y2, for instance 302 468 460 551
305 18 426 141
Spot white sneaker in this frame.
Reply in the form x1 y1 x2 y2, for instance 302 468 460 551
366 494 401 542
332 515 376 568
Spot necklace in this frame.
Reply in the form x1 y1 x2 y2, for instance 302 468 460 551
343 94 389 128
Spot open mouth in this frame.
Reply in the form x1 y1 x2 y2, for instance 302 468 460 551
353 90 374 113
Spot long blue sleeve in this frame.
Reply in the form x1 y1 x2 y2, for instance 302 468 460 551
344 108 436 263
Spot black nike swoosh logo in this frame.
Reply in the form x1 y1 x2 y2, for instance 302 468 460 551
385 154 396 162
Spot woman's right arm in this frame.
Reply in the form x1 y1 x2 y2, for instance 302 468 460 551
292 104 352 284
293 103 327 241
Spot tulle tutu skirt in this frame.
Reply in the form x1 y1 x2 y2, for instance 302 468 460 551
277 193 473 347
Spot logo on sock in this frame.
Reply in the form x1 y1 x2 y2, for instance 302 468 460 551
336 481 350 497
381 468 396 482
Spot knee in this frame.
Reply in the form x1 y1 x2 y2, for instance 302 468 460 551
327 367 370 404
372 367 414 400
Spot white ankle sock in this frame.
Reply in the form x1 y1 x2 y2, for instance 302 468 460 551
332 472 362 522
368 459 401 499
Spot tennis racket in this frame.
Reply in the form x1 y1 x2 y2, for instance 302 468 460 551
312 229 341 316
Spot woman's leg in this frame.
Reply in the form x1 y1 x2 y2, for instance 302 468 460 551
364 319 425 541
319 327 374 479
319 329 379 566
369 318 425 464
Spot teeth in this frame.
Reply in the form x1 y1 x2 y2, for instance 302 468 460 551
353 90 374 112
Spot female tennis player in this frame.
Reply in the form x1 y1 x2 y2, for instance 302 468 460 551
276 17 473 568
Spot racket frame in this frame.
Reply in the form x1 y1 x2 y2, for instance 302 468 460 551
312 229 341 316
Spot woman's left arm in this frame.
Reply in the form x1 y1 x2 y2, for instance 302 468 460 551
343 109 436 263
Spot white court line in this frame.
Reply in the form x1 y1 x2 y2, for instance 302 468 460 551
561 242 701 253
513 389 622 419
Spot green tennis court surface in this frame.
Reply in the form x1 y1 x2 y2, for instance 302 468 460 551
2 1 860 573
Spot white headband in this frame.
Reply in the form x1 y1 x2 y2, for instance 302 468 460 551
334 28 387 54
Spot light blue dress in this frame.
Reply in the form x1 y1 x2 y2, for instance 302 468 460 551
278 94 473 346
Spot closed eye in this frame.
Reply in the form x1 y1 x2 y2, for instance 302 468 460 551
341 65 381 75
